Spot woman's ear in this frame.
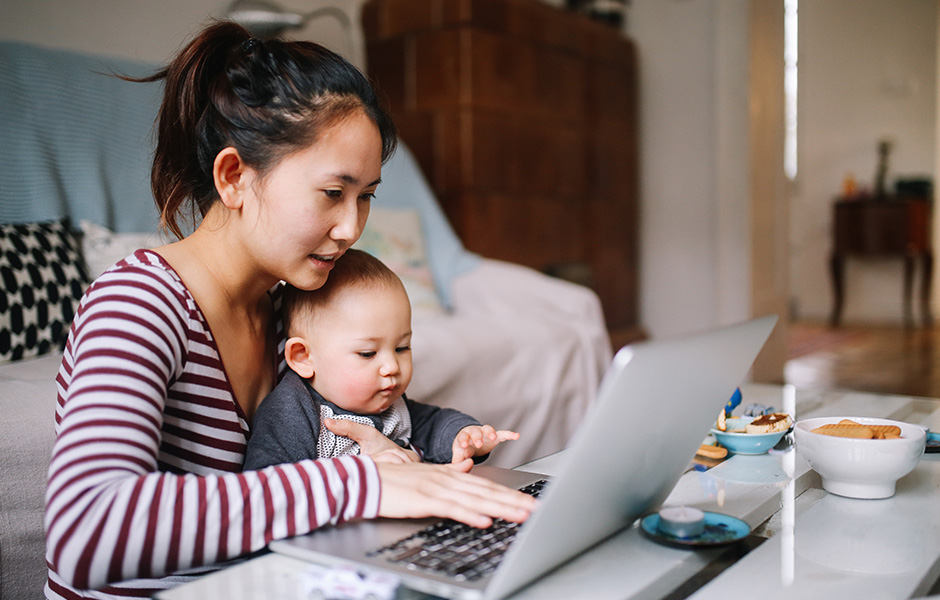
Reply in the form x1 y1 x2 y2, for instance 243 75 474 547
285 336 315 379
213 147 248 210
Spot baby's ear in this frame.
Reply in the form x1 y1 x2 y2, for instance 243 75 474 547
285 336 315 379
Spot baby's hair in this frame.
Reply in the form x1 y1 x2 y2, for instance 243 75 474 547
282 249 406 336
128 21 397 239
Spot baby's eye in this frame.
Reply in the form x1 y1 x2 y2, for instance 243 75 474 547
396 346 411 354
357 351 376 358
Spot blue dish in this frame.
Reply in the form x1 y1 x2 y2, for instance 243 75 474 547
640 511 751 548
926 431 940 453
710 416 788 455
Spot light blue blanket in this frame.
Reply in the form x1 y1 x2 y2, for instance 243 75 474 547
0 41 161 232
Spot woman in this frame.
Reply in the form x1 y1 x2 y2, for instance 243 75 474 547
44 22 536 599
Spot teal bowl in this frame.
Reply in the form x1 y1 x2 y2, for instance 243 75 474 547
710 417 787 455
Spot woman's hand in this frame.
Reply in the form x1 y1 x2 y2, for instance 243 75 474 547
327 417 536 528
324 418 420 463
374 461 537 529
452 425 519 464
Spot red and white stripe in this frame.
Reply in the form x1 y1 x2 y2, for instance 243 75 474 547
45 250 380 599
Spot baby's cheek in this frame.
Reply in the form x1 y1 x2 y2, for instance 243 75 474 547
341 379 374 401
333 367 377 406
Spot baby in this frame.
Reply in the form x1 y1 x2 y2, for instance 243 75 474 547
245 249 518 470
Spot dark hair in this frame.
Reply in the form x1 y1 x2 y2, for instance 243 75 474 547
282 249 405 336
132 21 397 239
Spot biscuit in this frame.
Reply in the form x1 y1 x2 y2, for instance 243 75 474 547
745 413 792 434
811 423 876 439
697 444 728 459
717 410 727 432
838 419 901 439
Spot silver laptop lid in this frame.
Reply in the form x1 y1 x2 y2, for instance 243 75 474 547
485 315 777 599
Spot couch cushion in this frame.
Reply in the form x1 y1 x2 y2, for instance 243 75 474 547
378 145 480 308
354 208 445 315
0 352 61 598
0 219 88 363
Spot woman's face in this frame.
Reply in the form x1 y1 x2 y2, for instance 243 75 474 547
243 109 383 291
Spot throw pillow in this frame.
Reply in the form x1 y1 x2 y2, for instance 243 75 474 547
0 220 89 362
353 208 445 315
79 220 168 279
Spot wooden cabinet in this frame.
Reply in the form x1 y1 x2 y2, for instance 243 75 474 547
362 0 641 340
830 197 933 326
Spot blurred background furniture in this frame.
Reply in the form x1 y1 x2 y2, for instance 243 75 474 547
361 0 642 346
830 196 933 327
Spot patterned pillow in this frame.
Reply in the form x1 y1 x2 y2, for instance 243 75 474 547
353 208 445 315
0 220 89 362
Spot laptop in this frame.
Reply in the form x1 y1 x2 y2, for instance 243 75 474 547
270 315 778 600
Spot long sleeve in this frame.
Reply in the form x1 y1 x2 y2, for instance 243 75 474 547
244 371 324 470
405 397 480 464
44 251 380 597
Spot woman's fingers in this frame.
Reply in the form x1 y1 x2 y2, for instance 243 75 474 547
375 462 537 528
324 417 377 441
324 418 402 457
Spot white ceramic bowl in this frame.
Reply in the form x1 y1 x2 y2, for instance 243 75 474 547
795 417 926 499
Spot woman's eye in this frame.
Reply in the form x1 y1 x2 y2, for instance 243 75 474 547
359 192 376 202
324 189 343 199
357 351 376 359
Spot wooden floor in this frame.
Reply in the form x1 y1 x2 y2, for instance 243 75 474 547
785 320 940 399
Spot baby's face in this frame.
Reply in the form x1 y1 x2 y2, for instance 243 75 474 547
305 283 413 415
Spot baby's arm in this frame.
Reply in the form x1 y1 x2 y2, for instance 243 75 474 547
451 425 520 464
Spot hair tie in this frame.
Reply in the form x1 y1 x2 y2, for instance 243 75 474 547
241 38 260 53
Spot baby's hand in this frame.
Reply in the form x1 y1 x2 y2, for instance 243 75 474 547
451 425 520 464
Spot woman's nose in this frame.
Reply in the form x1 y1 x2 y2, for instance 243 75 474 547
330 199 365 244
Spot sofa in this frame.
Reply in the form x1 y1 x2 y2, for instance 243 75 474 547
0 41 612 598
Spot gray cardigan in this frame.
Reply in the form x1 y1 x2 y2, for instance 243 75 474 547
244 370 482 470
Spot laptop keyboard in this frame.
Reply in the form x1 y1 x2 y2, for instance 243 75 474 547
367 479 548 582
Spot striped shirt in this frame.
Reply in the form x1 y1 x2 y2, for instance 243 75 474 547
45 249 381 599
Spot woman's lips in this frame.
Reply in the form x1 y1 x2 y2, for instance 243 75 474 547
308 253 337 268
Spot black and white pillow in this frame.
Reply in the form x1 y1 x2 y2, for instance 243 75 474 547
0 220 89 363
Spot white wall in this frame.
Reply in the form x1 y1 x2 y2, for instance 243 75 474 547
627 1 755 338
792 0 938 325
0 0 224 63
0 0 357 66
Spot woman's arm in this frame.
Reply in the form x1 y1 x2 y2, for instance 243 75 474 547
45 260 379 591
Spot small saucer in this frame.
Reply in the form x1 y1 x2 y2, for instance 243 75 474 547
926 431 940 454
640 511 751 548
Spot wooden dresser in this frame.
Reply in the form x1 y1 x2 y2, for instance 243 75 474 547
830 197 933 327
362 0 641 342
